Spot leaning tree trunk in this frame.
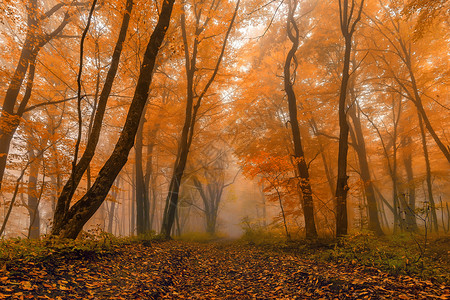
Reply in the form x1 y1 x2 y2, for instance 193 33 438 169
51 0 175 239
284 0 317 239
52 0 134 231
401 40 450 164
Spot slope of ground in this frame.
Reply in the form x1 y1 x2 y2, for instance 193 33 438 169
0 240 449 299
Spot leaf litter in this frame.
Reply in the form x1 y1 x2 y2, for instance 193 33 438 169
0 241 448 299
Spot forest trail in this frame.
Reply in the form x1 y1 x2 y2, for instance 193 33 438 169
1 240 448 299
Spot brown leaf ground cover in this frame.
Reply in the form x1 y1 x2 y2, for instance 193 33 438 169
1 240 449 299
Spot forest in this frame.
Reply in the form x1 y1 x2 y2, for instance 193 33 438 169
0 0 449 298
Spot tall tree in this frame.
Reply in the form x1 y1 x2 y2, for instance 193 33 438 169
335 0 365 236
401 135 418 232
161 0 240 238
0 0 88 192
348 100 384 235
189 147 237 235
417 113 438 232
52 0 134 232
135 106 151 234
284 0 318 239
51 0 175 238
368 3 450 164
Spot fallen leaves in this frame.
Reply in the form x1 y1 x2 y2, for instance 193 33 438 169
0 241 448 299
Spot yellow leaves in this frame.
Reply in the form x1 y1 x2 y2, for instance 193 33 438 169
19 280 33 290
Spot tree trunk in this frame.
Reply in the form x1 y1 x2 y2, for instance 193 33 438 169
402 136 418 232
335 0 364 236
335 36 352 237
131 163 136 235
51 0 175 239
192 176 224 236
108 177 120 234
418 113 438 232
135 111 151 234
146 129 158 231
161 0 240 237
391 103 402 233
348 104 384 235
310 119 335 195
284 0 317 239
52 0 134 231
26 148 41 239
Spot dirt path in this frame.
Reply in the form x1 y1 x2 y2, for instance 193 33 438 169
1 241 448 299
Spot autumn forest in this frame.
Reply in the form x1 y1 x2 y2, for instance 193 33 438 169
1 0 450 297
1 0 449 241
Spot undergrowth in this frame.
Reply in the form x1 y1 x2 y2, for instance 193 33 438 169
2 227 448 284
0 228 156 265
241 229 450 283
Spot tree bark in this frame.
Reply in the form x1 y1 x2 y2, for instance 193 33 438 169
160 0 240 237
335 0 364 237
51 0 175 239
348 103 384 235
135 111 151 234
401 136 418 232
26 147 42 239
284 0 317 239
107 177 120 234
418 113 438 232
52 0 134 231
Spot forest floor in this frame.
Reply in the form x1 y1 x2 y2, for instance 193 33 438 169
0 238 449 299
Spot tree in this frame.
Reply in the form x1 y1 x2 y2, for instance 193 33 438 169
188 146 237 235
161 0 240 238
400 135 419 232
51 0 175 238
366 0 449 231
335 0 364 237
25 121 49 239
368 2 450 164
0 0 85 192
284 0 318 239
348 100 384 235
243 152 298 239
52 0 134 233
